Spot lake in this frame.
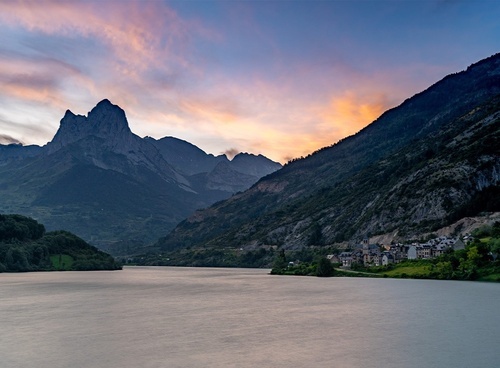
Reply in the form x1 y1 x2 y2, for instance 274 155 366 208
1 266 499 368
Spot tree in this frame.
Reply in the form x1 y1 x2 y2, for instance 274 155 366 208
5 247 31 272
458 246 481 280
316 257 334 277
270 249 287 275
488 238 500 261
433 261 453 279
308 222 323 246
492 222 500 238
0 214 45 242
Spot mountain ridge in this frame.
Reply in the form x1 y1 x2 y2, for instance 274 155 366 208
157 53 500 253
0 100 281 254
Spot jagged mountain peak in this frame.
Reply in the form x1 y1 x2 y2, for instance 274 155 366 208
230 152 282 177
88 99 129 132
48 99 132 152
93 98 114 108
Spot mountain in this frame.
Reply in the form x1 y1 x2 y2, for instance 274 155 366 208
0 100 281 254
145 137 281 193
157 53 500 253
145 136 227 175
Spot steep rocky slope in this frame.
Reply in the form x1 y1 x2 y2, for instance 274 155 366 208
158 53 500 251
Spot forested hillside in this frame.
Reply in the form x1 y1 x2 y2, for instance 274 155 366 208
157 53 500 255
0 214 121 272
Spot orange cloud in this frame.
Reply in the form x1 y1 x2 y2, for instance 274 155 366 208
2 82 56 105
0 2 348 163
0 1 418 164
319 91 390 138
235 90 393 163
179 98 242 125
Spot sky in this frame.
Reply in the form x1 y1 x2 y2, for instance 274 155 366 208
0 0 499 163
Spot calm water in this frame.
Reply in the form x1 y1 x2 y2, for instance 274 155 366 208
1 267 499 368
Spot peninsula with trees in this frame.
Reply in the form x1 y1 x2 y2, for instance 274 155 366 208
0 214 121 272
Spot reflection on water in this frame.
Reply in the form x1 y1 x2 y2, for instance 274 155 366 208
1 267 499 368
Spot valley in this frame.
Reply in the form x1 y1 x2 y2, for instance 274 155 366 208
1 54 499 269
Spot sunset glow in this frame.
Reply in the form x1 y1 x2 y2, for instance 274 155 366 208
0 0 499 162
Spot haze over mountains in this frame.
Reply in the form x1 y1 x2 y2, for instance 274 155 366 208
158 53 500 253
0 100 281 253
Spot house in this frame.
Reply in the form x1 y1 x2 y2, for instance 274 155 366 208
339 252 354 268
382 253 394 266
339 236 464 268
327 254 340 263
407 245 418 260
419 244 432 259
369 252 381 267
359 240 381 266
433 244 448 257
389 243 407 263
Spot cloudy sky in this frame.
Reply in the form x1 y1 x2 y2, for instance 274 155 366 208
0 0 498 162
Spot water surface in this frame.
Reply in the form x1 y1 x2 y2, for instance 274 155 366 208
1 267 498 367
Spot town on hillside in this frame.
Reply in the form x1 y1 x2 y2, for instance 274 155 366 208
330 236 468 269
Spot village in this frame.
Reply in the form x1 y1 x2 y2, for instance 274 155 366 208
328 236 468 269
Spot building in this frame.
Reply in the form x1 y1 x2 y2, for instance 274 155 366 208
339 236 464 268
382 253 394 266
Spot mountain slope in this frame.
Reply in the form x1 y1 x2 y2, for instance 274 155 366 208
157 53 500 251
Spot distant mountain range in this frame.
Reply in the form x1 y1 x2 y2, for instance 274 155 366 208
0 100 281 253
157 53 500 253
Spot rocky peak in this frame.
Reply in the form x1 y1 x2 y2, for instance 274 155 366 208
87 99 131 137
48 99 132 152
230 152 282 177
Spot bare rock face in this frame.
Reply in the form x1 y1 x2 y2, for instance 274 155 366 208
46 100 282 191
45 99 184 185
205 161 258 192
48 99 132 153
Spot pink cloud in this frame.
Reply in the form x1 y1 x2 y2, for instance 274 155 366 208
0 0 216 80
0 1 468 164
0 0 223 144
0 57 73 109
